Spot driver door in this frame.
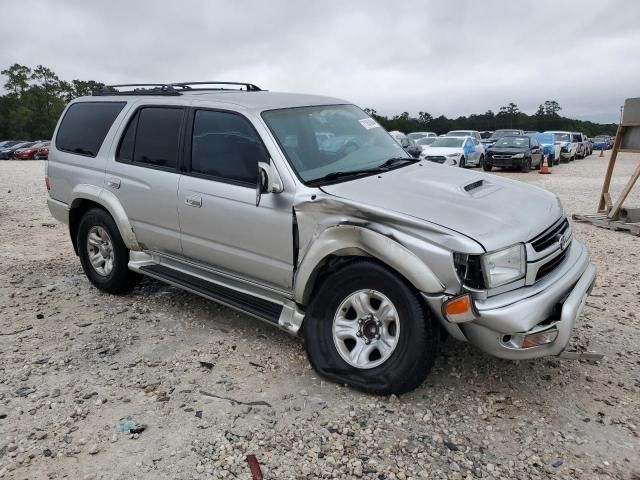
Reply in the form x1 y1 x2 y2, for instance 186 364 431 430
177 109 294 290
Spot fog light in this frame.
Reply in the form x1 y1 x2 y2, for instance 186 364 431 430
443 294 477 323
521 329 558 348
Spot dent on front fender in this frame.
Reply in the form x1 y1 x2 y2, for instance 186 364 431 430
292 193 479 304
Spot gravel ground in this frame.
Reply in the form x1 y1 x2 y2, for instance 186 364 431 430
0 152 638 480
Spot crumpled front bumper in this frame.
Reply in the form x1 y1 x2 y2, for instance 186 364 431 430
428 240 596 360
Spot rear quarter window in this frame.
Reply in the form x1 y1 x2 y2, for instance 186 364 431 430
55 102 126 157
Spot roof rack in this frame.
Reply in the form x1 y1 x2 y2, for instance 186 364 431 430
171 81 262 92
92 84 181 96
92 81 262 96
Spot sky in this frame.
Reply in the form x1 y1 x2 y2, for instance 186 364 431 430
1 0 639 123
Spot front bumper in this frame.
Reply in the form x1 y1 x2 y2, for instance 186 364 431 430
487 157 526 169
426 240 596 360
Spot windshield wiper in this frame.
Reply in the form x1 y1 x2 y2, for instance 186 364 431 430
377 157 420 168
307 157 419 186
307 168 385 186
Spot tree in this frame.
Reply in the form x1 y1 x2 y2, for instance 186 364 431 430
417 111 433 127
2 64 32 96
0 64 105 140
543 100 562 116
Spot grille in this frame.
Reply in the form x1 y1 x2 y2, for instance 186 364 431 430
424 156 446 164
530 217 570 252
492 154 513 160
535 248 569 281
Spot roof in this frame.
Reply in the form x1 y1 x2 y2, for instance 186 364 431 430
80 89 350 113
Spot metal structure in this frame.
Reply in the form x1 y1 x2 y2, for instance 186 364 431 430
573 97 640 236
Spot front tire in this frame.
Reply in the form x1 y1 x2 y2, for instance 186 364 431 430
77 208 141 294
304 260 438 395
520 158 531 172
483 162 493 171
459 156 466 168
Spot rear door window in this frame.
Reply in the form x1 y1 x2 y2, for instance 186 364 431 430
117 107 184 170
56 102 126 157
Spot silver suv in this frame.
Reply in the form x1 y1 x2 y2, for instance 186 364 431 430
46 82 596 394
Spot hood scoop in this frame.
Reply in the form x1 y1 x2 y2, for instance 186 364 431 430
463 178 501 198
464 179 484 192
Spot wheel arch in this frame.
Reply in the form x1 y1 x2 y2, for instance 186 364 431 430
68 185 141 254
294 225 444 305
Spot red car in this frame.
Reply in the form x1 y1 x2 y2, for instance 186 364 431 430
14 142 50 160
35 144 50 160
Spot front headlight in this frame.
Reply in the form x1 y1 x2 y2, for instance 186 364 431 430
512 153 525 158
481 244 525 288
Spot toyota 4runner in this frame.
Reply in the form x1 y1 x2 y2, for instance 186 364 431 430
46 81 596 394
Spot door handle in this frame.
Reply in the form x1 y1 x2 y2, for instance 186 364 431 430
185 195 202 208
106 177 121 189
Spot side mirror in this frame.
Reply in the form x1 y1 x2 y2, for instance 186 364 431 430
256 161 283 207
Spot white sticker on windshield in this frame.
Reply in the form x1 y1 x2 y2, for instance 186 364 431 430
359 118 379 130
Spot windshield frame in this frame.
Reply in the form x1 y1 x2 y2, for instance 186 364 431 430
261 103 413 186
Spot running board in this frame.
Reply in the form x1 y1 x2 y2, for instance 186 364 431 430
140 264 283 325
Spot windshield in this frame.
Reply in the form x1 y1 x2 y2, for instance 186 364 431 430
489 130 521 140
553 133 570 142
262 105 409 183
495 136 530 148
416 137 436 146
429 137 465 148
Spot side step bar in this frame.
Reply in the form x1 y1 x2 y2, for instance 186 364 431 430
140 264 283 324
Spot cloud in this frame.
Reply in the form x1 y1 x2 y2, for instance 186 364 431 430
1 0 637 122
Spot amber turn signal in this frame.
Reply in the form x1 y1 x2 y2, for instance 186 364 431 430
443 294 477 324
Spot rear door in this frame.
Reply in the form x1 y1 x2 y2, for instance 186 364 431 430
104 105 185 255
177 108 294 289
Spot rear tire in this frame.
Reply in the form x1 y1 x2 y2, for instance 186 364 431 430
304 260 439 395
77 208 141 294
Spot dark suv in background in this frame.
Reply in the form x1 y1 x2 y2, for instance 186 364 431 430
483 135 543 172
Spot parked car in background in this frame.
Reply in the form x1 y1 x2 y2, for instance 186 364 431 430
445 130 482 142
14 142 50 160
36 144 50 159
483 135 543 172
481 129 524 150
0 140 28 150
592 136 611 150
572 132 589 158
480 131 493 139
0 141 36 159
546 131 576 162
389 131 421 158
414 136 437 153
420 135 483 168
407 132 436 142
526 132 560 165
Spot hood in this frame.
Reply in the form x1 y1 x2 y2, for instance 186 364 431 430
321 163 562 252
421 146 462 156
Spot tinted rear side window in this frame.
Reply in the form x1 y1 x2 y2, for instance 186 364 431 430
117 107 184 169
56 102 125 157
